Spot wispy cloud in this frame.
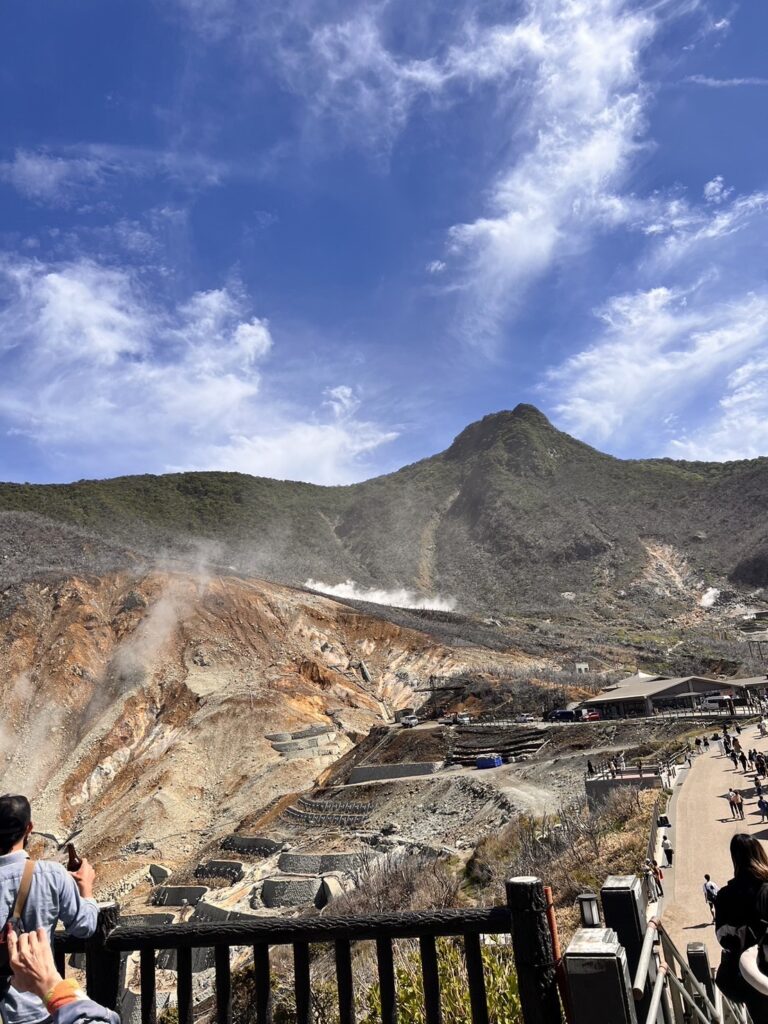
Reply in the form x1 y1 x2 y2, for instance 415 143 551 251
0 145 226 206
685 74 768 87
546 285 768 450
446 0 656 344
0 256 396 483
668 354 768 461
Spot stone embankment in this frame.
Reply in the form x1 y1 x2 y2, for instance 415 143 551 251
347 761 444 783
448 724 548 766
267 725 341 761
194 859 244 882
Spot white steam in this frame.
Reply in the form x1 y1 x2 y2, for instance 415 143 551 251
112 586 187 684
699 587 720 608
305 578 457 611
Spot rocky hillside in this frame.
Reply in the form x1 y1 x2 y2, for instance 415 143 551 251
0 570 536 888
2 405 768 616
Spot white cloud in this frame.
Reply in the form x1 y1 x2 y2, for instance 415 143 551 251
667 354 768 461
305 578 456 610
426 260 446 274
546 285 768 453
446 0 655 342
0 145 225 206
0 151 105 204
197 419 397 484
650 190 768 268
685 75 768 88
0 256 395 483
323 384 360 418
703 175 732 205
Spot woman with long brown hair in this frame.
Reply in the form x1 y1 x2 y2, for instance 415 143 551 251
715 834 768 1021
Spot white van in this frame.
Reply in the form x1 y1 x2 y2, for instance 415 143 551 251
700 695 731 711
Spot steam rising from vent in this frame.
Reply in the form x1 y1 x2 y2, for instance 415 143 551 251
700 587 720 608
305 579 457 612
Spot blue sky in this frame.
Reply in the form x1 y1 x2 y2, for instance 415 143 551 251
0 0 766 484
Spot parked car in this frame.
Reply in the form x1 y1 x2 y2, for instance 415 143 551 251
515 712 536 723
401 715 420 728
584 710 601 721
439 714 457 725
455 713 472 725
547 709 578 722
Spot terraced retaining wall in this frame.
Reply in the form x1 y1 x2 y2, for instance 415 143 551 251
221 835 281 856
150 885 208 907
194 859 244 882
348 761 444 784
258 875 324 909
277 851 361 874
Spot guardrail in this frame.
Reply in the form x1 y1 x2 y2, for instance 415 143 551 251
563 876 750 1024
52 880 563 1024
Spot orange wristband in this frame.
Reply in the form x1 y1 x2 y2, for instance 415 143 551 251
44 979 86 1013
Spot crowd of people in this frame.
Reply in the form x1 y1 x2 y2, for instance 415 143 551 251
683 718 768 1020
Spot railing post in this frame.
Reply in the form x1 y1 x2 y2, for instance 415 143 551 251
686 943 715 1005
601 876 660 1022
563 928 637 1024
506 877 563 1024
86 902 122 1010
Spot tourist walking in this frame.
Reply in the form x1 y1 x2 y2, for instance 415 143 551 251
716 736 725 756
756 777 764 798
759 796 768 823
662 834 674 866
715 834 768 1021
734 737 743 755
704 874 719 921
651 860 664 898
731 750 740 770
734 791 746 820
758 753 767 779
695 737 702 755
741 752 749 773
703 736 710 752
728 789 739 818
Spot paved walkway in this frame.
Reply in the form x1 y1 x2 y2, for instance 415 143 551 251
662 726 768 962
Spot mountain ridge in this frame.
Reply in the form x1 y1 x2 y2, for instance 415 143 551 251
2 405 768 614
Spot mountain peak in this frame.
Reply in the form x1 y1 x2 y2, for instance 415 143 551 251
443 405 558 461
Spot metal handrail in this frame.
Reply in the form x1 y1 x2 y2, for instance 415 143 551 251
633 917 659 997
633 917 751 1024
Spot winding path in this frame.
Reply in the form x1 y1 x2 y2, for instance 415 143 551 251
662 725 768 962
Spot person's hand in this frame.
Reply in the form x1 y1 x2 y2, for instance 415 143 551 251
69 858 95 899
7 927 62 999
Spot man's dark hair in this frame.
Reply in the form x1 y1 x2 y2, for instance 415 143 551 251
0 795 31 855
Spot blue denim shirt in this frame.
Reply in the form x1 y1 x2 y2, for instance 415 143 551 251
53 1000 118 1024
0 852 98 1024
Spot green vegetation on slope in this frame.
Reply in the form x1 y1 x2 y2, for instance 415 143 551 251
2 405 768 612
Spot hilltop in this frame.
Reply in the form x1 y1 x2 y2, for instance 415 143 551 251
2 405 767 618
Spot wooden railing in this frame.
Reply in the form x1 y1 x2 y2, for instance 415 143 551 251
52 880 563 1024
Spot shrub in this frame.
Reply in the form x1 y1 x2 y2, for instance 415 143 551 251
361 939 522 1024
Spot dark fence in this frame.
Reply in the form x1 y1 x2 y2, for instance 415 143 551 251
53 879 562 1024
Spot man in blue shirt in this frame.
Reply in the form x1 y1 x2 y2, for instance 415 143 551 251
0 795 98 1024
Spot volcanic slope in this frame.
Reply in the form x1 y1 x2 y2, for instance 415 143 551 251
2 405 768 614
0 570 537 888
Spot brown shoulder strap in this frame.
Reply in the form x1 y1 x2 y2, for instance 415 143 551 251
12 861 35 921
